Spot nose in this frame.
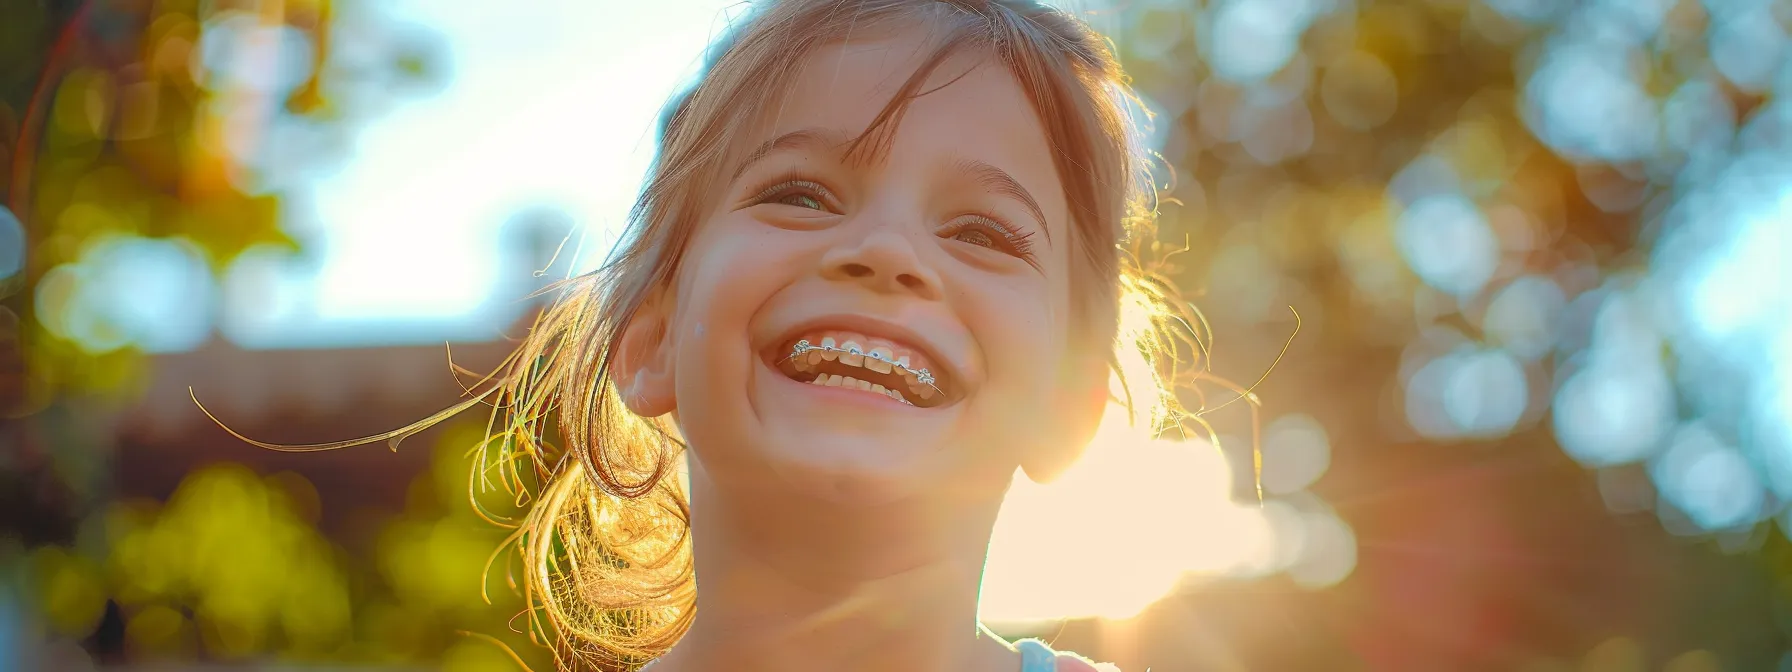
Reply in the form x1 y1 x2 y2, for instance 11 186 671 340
819 225 943 300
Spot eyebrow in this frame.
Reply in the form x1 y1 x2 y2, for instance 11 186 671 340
950 158 1052 243
730 127 851 181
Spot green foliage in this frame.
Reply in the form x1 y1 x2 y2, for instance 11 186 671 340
1 6 300 401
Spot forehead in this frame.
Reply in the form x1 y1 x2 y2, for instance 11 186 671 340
740 30 1069 228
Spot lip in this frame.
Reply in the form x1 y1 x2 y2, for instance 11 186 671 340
760 313 967 405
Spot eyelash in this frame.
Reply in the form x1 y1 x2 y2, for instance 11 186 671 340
753 179 836 211
750 177 1041 265
941 216 1038 264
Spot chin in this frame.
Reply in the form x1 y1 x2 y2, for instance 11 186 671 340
737 355 970 506
759 432 956 505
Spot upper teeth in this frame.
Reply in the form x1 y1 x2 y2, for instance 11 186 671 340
866 347 894 374
790 339 941 400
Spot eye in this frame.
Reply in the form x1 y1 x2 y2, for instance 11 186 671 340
942 215 1039 267
782 194 825 210
954 228 999 249
753 179 837 212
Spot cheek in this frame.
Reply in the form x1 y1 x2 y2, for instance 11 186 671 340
670 224 783 382
969 278 1069 410
679 223 781 319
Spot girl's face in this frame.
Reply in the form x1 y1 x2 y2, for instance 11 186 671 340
633 30 1092 504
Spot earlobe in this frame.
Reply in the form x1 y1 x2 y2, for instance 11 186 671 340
612 302 678 418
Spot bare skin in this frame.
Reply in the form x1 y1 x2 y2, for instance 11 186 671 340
616 25 1106 672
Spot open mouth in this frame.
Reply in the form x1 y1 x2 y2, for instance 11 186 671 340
770 330 954 408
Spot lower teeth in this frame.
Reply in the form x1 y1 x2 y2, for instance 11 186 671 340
807 374 913 405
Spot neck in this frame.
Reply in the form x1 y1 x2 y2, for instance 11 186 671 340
648 461 1019 672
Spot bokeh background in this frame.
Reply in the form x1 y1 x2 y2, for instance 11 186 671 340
2 0 1791 670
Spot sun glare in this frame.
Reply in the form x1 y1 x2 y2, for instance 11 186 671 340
979 397 1275 624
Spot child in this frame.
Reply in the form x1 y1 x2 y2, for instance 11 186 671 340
421 1 1188 670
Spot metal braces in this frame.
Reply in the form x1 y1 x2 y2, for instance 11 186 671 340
791 339 935 384
785 339 944 402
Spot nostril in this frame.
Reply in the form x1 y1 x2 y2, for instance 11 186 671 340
897 273 926 292
841 263 874 278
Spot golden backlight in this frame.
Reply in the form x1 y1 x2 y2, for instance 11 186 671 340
979 397 1276 624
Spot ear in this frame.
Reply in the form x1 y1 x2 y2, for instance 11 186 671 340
1020 357 1110 483
611 297 678 418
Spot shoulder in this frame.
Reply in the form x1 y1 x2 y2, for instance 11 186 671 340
1054 652 1121 672
1011 637 1120 672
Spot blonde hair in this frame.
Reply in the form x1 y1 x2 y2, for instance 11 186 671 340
261 1 1212 670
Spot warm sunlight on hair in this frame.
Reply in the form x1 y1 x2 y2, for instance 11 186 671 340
199 2 1274 668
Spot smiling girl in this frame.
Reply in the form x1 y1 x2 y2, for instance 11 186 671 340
398 1 1194 670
